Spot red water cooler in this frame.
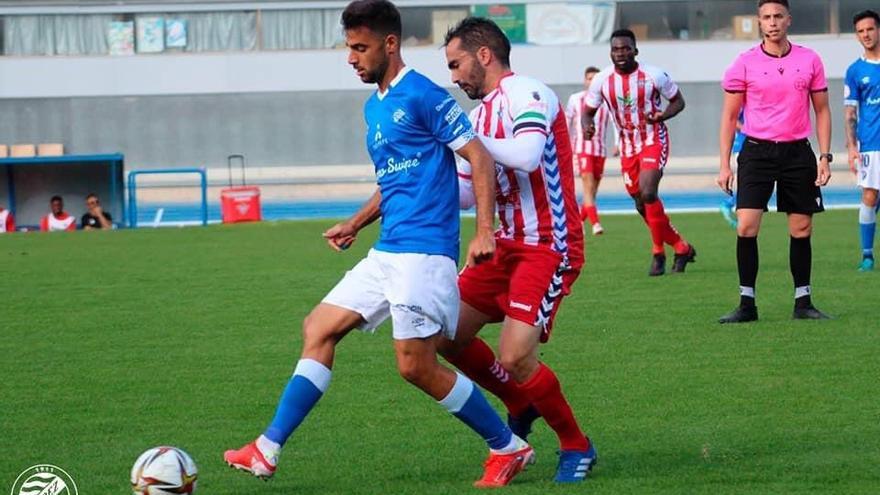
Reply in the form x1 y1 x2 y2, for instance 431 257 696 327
221 154 262 223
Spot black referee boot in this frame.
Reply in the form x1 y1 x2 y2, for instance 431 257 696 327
649 254 666 276
792 305 832 320
718 305 758 324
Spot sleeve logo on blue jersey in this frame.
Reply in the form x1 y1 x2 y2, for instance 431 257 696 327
444 104 463 125
453 123 477 141
434 96 455 111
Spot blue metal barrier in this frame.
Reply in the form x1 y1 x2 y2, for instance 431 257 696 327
127 168 208 228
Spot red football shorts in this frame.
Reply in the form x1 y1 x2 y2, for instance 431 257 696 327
620 142 669 196
575 154 605 180
458 239 580 342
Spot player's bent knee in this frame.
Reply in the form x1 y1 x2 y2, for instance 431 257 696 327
498 353 536 383
396 358 432 386
301 313 337 348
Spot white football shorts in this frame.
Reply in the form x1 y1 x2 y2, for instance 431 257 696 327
858 151 880 190
322 248 459 340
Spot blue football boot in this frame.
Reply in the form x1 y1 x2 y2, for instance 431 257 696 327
554 440 597 483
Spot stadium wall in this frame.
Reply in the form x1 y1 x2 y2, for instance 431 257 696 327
0 37 856 168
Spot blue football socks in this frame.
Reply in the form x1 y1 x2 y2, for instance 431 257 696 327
860 203 876 260
439 372 514 451
264 359 332 446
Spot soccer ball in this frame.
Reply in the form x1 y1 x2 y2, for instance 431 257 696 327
131 446 198 494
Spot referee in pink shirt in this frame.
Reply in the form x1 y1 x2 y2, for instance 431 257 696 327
717 0 832 323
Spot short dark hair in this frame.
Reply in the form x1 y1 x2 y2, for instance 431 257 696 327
444 17 511 68
86 193 98 201
610 29 636 45
50 195 62 203
853 9 880 26
758 0 789 10
341 0 401 38
585 66 600 76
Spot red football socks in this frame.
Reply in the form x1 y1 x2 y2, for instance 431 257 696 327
581 205 600 226
644 200 667 255
520 363 589 451
445 338 531 417
645 199 687 254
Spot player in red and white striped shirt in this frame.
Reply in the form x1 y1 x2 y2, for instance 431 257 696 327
0 206 14 233
442 17 596 483
583 29 696 276
566 66 619 235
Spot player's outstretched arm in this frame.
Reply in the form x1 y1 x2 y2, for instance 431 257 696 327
456 139 496 266
811 90 832 186
323 188 381 251
717 91 744 195
844 106 861 175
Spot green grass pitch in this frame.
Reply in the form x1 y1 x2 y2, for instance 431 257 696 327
2 211 878 494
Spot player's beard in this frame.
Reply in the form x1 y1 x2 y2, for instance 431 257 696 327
459 64 487 100
362 56 389 85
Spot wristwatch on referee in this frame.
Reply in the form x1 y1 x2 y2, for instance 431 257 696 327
819 152 833 163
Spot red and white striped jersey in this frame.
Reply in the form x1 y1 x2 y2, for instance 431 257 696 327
40 212 76 232
0 209 13 233
565 91 617 157
468 73 584 269
585 64 679 157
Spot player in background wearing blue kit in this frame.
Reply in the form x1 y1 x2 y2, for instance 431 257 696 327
845 10 880 272
224 0 535 488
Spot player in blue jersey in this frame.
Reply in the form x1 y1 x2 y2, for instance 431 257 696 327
845 9 880 272
224 0 535 488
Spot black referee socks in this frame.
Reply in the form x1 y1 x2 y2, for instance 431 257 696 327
790 235 813 308
737 236 758 307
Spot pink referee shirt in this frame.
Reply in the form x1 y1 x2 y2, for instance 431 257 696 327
722 43 827 142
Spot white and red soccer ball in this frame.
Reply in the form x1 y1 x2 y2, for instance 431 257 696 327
131 446 198 495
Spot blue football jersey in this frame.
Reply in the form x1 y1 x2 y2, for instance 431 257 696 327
363 68 476 261
845 58 880 152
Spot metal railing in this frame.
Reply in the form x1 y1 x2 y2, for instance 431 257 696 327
127 167 208 227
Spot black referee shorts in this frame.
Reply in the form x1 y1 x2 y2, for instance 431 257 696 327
736 137 824 214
